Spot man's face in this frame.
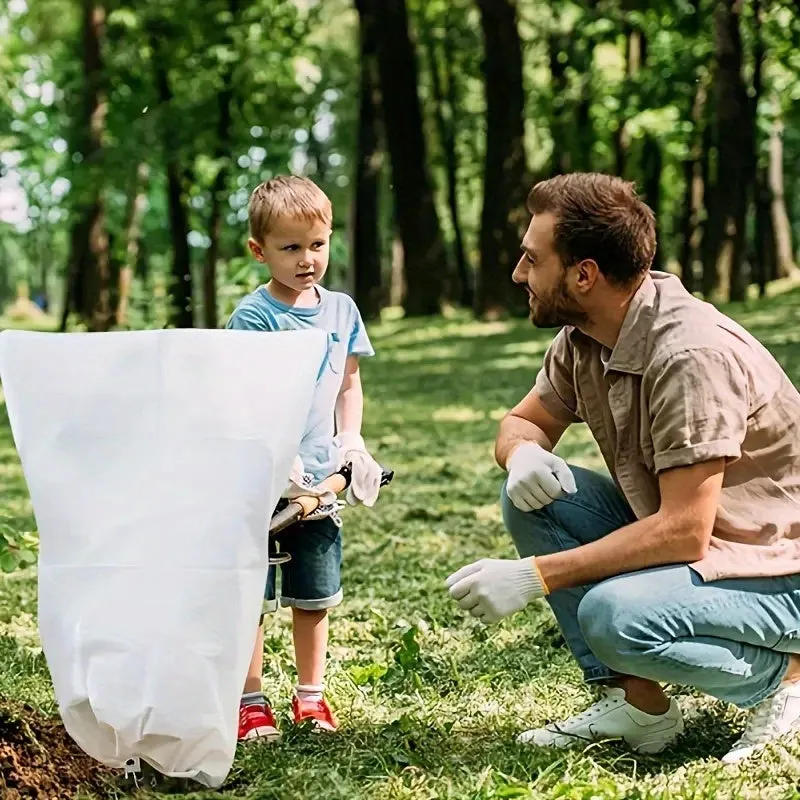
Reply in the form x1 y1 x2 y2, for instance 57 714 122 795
512 213 589 329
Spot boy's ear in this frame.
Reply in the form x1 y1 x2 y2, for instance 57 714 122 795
248 238 267 262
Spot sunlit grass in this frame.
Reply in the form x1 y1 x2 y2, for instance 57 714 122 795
1 287 800 798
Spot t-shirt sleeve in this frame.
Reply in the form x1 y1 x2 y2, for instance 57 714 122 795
647 348 749 473
224 303 275 331
347 300 375 358
533 328 582 423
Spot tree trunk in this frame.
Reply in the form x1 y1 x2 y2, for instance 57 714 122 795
754 166 777 296
204 0 238 330
548 33 570 175
352 0 384 321
768 117 799 280
61 0 111 332
706 0 750 302
152 33 193 328
116 162 149 328
474 0 528 318
361 0 447 316
641 135 663 271
419 13 472 307
678 80 708 294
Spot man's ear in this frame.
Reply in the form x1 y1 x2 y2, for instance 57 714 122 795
247 238 266 262
574 259 600 293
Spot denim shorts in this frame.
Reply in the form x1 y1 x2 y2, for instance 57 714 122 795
263 512 343 613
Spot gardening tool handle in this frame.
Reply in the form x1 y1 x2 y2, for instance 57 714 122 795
268 463 394 536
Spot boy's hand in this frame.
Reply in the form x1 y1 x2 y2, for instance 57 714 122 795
334 431 382 507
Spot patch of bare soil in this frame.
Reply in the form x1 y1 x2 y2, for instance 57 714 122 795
0 703 113 799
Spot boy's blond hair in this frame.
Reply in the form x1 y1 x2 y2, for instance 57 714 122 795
248 175 332 243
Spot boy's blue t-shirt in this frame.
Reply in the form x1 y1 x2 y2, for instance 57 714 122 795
225 284 374 482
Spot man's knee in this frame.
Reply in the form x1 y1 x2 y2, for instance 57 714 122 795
577 577 660 672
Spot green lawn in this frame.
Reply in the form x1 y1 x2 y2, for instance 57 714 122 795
2 289 800 799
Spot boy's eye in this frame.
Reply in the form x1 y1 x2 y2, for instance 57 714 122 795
282 244 298 251
312 241 325 249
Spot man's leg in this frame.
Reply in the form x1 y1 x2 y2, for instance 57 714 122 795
501 465 636 684
577 565 800 761
502 467 684 753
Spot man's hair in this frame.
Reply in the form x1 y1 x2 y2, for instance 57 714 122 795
248 175 332 243
527 173 656 286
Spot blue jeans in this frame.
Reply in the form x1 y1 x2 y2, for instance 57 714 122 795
501 466 800 708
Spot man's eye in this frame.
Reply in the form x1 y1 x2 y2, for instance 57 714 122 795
525 254 536 265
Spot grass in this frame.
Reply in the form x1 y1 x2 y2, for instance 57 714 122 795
2 287 800 799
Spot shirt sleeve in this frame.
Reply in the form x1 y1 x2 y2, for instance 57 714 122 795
533 328 582 423
647 347 749 473
347 301 375 358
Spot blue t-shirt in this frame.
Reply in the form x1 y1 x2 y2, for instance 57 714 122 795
225 284 374 482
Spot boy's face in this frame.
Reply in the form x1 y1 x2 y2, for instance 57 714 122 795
248 216 331 294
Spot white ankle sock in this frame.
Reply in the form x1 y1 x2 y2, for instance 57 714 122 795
241 691 266 707
295 684 324 702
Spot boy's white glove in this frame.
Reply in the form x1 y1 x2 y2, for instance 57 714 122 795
445 557 547 624
506 442 577 512
281 455 336 505
333 431 382 507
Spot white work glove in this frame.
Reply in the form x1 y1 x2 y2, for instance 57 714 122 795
281 455 336 505
333 431 382 507
445 557 547 624
506 442 577 512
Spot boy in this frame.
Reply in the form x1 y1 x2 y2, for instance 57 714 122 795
226 175 383 741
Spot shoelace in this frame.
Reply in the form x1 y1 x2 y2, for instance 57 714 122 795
550 692 619 731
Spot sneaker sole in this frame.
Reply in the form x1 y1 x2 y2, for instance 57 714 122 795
239 726 281 743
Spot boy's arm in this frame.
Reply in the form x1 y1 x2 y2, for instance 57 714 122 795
334 355 382 506
335 355 364 435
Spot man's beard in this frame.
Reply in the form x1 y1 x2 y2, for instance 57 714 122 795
527 278 589 329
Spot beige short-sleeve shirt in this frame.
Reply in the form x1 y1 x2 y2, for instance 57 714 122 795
535 271 800 581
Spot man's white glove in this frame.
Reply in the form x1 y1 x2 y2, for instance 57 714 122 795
506 442 577 512
333 431 382 507
445 557 547 624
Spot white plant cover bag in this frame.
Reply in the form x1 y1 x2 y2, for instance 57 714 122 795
0 327 328 788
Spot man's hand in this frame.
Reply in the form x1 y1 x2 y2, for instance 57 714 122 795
445 557 548 624
334 431 382 507
506 442 577 512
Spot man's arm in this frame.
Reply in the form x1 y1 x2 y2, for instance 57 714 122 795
537 457 724 592
495 389 572 469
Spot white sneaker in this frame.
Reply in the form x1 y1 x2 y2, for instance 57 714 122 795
721 682 800 764
518 687 683 754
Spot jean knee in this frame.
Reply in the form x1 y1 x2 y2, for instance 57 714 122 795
500 480 557 559
577 580 651 672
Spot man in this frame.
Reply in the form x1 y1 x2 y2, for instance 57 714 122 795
446 173 800 763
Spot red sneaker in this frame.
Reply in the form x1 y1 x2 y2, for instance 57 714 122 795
291 694 338 732
238 700 281 742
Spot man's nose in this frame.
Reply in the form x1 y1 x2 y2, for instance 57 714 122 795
511 257 526 284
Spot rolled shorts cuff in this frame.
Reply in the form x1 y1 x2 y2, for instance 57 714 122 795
279 588 343 611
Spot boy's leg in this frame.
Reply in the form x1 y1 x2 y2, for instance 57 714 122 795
238 568 280 742
500 465 637 684
278 516 343 731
